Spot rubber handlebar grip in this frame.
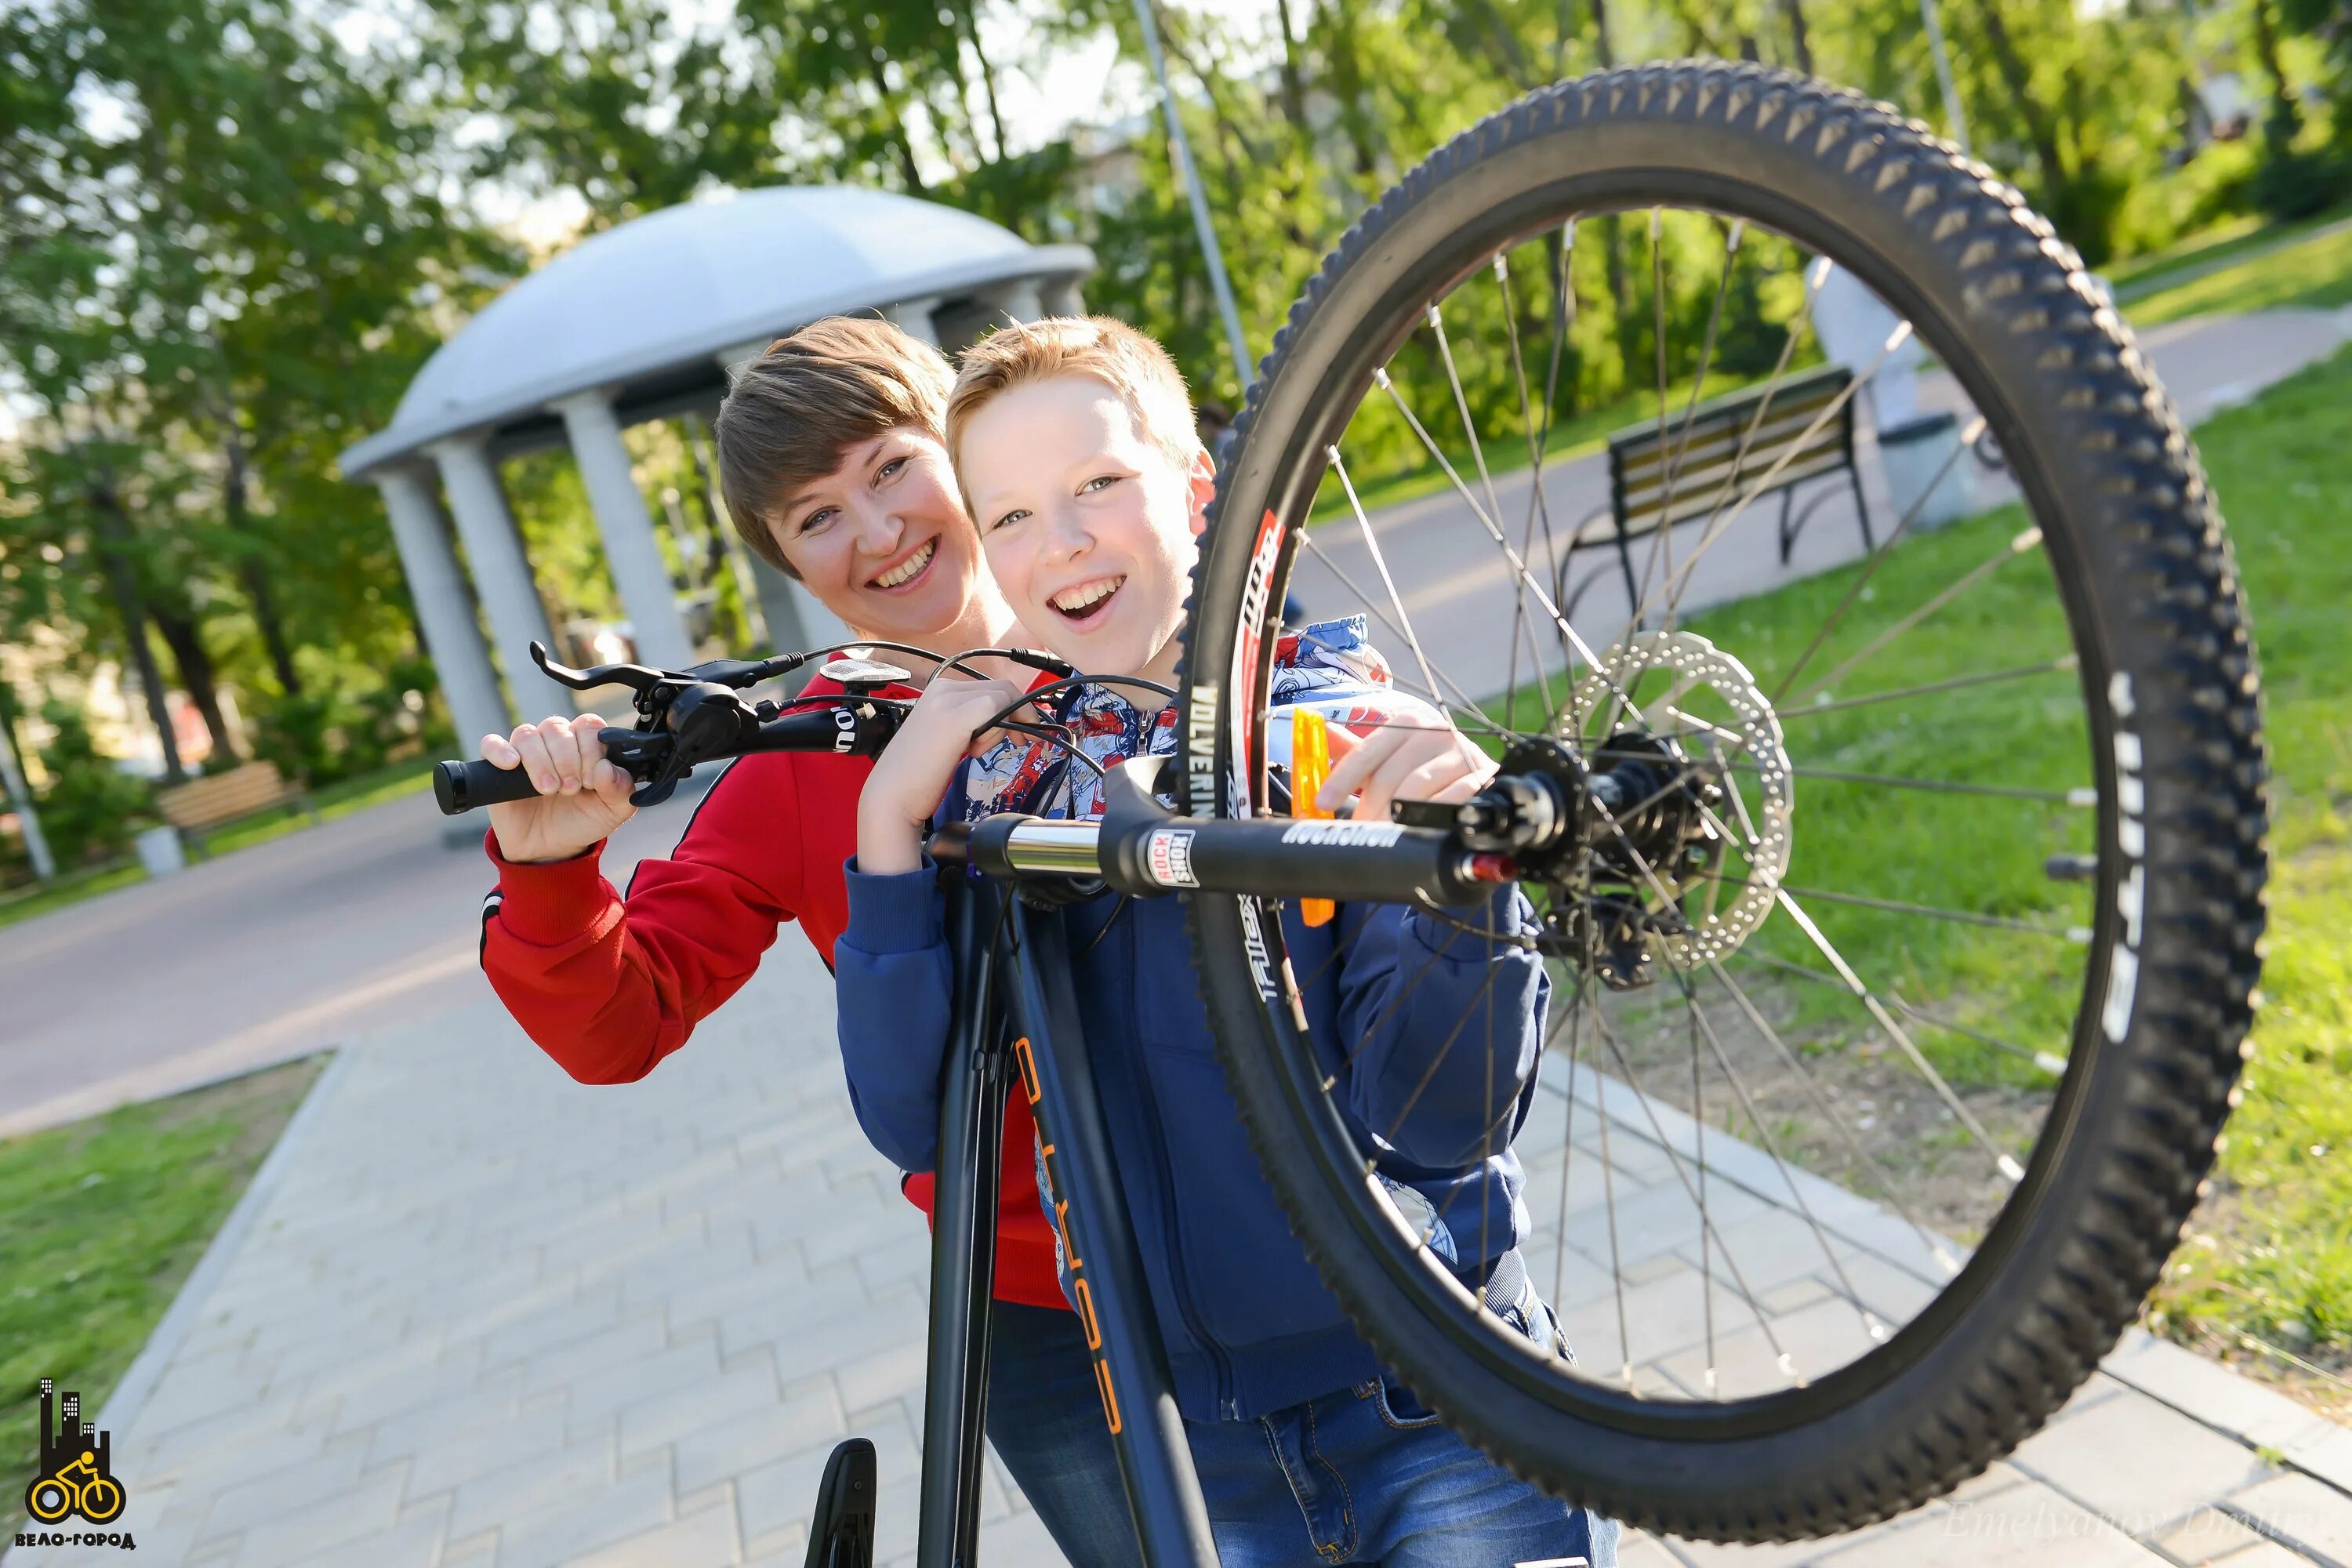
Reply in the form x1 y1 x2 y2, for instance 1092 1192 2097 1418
434 757 544 816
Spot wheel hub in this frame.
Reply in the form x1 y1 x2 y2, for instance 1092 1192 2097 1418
1541 630 1795 985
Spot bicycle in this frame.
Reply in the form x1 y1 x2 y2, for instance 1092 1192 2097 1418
436 59 2266 1561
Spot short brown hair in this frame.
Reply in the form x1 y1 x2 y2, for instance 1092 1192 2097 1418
945 317 1203 506
713 316 955 575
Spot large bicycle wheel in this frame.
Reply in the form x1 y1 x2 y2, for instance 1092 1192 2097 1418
1180 62 2267 1541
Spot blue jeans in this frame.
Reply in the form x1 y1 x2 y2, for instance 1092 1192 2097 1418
987 1297 1620 1568
986 1300 1144 1568
1189 1290 1619 1568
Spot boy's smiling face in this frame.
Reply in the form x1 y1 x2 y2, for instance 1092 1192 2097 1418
960 372 1213 687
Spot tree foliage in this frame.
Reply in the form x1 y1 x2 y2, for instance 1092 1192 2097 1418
4 0 2341 795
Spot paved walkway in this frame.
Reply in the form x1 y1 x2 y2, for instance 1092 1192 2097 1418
15 934 2352 1568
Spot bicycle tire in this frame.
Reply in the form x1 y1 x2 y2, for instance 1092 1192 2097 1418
1179 61 2266 1539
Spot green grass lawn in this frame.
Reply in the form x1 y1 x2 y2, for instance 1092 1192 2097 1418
1716 348 2352 1374
2138 345 2352 1401
2124 215 2352 327
2 1057 325 1535
1543 345 2352 1396
2110 205 2352 300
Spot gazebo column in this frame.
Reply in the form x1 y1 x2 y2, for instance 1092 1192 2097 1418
712 345 852 662
1038 277 1085 315
554 387 695 670
432 434 570 720
886 298 941 343
986 279 1044 321
374 463 509 753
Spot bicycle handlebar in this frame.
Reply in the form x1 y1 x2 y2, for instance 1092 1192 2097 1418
426 645 1651 914
431 695 910 817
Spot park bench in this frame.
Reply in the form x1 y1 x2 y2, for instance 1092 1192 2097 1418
156 759 316 858
1555 361 1875 622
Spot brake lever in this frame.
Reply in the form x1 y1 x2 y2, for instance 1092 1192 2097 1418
531 640 670 694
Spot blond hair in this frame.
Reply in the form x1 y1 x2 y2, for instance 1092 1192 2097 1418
713 316 956 576
945 317 1203 500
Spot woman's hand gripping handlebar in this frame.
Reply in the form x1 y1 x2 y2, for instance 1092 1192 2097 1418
431 640 918 822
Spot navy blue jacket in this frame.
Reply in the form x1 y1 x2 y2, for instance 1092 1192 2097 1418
837 625 1551 1421
835 859 1549 1421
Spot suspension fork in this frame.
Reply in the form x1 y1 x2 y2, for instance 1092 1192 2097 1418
1006 902 1221 1568
917 879 1010 1568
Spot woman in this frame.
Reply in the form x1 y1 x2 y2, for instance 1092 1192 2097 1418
474 316 1133 1566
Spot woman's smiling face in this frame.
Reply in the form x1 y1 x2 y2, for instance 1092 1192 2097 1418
768 427 985 643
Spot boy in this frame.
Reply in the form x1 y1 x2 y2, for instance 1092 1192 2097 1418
475 317 1135 1566
838 318 1617 1566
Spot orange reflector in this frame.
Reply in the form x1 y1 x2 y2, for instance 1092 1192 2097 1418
1291 708 1336 927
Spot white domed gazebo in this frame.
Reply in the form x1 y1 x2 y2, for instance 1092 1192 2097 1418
341 186 1091 753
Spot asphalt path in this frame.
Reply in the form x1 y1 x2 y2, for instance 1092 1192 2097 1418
2 307 2344 1141
0 780 711 1139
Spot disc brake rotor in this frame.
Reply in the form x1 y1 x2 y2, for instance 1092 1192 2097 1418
1570 630 1794 967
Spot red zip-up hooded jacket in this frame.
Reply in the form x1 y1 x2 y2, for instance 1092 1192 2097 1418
476 673 1064 1308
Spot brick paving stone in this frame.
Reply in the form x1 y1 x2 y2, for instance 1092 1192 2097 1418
1813 1478 2167 1568
2007 1386 2278 1534
2146 1508 2275 1565
198 1443 366 1535
2220 1472 2352 1563
673 1380 851 1498
2208 1546 2321 1568
229 1463 407 1568
397 1402 573 1498
493 1464 675 1568
617 1359 782 1457
568 1502 744 1568
445 1432 616 1541
326 1497 453 1568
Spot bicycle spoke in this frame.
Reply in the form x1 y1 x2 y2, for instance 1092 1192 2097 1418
1627 216 1744 647
1291 532 1515 739
1369 365 1652 728
1670 967 1893 1351
1776 656 2079 721
1890 993 2071 1079
1587 996 1802 1387
1686 994 1717 1391
1726 763 2095 805
1549 968 1590 1315
1495 251 1563 729
1594 793 1962 1272
1643 313 1911 631
1770 887 2027 1184
1712 877 2093 942
1767 413 1989 699
1326 446 1452 716
1613 256 1828 636
1784 524 2048 706
1578 962 1639 1392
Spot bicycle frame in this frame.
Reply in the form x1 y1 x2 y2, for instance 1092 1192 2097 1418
887 876 1222 1568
